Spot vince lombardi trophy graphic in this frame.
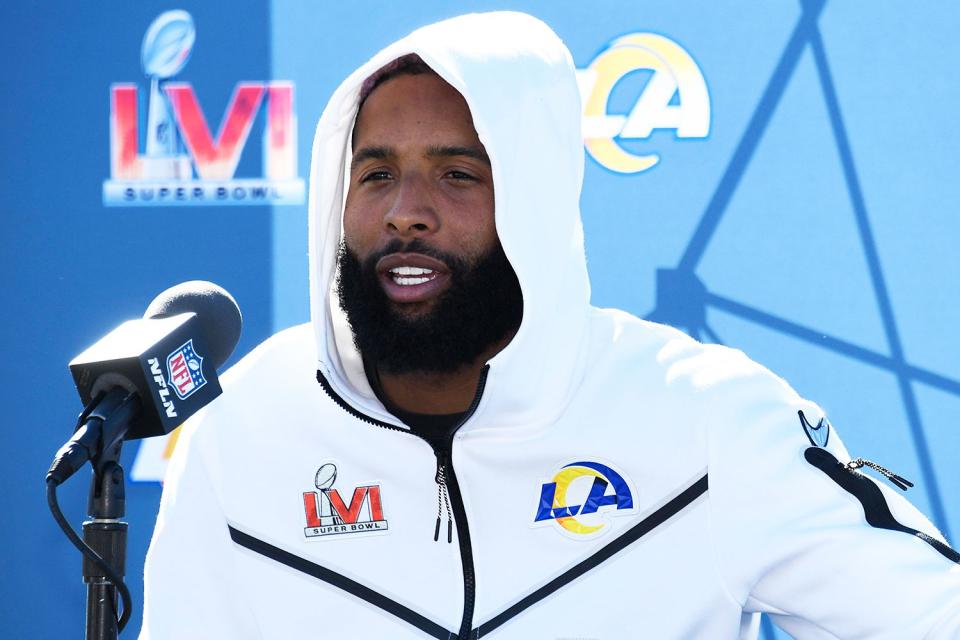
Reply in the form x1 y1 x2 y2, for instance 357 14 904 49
141 10 195 179
315 464 343 526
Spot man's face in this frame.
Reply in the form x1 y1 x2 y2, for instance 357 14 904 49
343 72 497 315
337 71 522 375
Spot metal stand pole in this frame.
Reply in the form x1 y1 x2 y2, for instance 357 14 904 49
84 452 127 640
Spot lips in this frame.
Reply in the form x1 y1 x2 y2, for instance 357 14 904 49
376 252 451 304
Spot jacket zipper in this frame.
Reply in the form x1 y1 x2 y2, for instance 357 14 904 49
316 366 488 640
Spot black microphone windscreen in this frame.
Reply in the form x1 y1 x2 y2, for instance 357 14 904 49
143 281 242 370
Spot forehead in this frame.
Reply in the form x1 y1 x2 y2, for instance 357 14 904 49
352 73 481 148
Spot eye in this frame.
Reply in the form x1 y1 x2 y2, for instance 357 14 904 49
445 169 476 181
360 169 392 183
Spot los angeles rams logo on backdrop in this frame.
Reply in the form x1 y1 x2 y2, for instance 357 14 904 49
533 460 637 539
577 33 710 174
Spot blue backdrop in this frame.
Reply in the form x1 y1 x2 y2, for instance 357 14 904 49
4 2 957 638
2 1 274 636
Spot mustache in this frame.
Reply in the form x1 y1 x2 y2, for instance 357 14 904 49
352 238 463 273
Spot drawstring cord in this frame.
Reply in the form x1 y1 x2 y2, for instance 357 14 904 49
846 457 914 491
434 463 453 543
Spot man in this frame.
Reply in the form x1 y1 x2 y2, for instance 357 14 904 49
141 12 960 639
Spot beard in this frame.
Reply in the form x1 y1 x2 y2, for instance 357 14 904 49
335 238 523 375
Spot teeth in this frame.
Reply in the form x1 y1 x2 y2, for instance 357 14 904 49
390 266 433 276
395 276 431 286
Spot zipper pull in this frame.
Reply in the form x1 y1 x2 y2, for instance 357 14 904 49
846 457 914 491
434 460 453 543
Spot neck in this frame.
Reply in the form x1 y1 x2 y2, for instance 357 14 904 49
375 331 514 414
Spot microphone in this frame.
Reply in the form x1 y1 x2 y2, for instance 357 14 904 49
47 281 242 485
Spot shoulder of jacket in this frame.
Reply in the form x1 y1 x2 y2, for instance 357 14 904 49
587 308 804 422
221 322 315 389
588 309 780 383
587 307 692 360
176 323 317 450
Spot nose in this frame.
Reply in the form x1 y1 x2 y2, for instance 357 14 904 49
383 173 439 237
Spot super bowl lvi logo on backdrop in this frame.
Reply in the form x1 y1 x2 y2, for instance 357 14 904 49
577 33 710 174
103 10 305 206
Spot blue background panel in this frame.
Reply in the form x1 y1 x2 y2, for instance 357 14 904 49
1 2 273 637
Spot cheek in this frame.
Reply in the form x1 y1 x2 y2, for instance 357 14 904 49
342 196 374 252
475 215 499 255
447 223 498 264
462 195 498 256
439 184 496 247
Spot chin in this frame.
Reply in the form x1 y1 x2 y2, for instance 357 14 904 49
390 299 437 318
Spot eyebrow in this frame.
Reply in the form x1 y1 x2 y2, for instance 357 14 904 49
350 144 491 173
425 144 490 166
350 145 391 172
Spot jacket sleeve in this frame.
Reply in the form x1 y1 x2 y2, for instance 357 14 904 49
703 352 960 639
139 418 261 640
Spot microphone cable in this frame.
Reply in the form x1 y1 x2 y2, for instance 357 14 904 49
46 398 133 632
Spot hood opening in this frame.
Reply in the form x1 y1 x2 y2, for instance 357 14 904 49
309 12 592 432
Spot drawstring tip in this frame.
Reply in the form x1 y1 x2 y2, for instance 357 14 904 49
433 517 441 542
890 475 914 491
447 520 453 544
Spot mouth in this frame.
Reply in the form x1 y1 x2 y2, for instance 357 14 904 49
376 252 451 304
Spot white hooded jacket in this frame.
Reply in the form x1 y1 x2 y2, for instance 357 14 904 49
141 12 960 640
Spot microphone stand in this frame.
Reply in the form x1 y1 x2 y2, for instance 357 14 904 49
59 388 138 639
84 442 128 640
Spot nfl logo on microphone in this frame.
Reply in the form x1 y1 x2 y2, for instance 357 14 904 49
166 339 207 400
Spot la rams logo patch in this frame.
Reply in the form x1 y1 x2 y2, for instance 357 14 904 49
301 462 388 539
533 460 637 539
798 410 831 448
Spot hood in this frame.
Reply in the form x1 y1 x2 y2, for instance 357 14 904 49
308 11 591 434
